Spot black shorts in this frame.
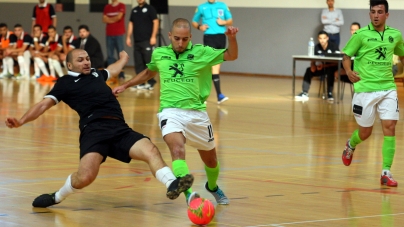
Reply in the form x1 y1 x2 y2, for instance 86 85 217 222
79 118 148 163
203 34 226 49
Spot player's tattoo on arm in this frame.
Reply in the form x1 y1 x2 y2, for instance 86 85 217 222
343 54 351 62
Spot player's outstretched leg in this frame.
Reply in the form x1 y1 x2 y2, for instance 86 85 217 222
32 153 102 208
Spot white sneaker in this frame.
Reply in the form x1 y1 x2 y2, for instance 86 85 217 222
295 92 309 101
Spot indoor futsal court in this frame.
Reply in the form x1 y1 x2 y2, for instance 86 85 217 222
1 71 404 227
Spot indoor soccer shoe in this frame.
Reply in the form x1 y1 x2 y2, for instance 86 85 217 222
32 192 59 208
187 191 201 206
217 94 229 104
342 139 355 166
381 170 398 187
205 182 229 205
166 174 194 200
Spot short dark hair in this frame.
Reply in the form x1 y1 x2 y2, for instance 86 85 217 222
48 25 56 31
0 23 8 29
351 22 361 28
370 0 389 13
171 18 191 32
33 24 42 30
318 30 329 37
14 24 22 28
63 25 73 31
78 25 89 32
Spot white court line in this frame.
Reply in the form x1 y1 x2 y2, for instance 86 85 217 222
246 213 404 227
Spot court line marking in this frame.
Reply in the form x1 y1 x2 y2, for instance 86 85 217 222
245 213 404 227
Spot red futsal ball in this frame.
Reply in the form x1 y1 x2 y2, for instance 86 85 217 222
187 198 215 225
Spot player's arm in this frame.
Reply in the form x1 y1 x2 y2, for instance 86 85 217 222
342 54 360 82
5 98 55 129
223 26 238 61
150 19 159 46
106 50 129 77
113 69 157 96
126 21 133 47
399 56 404 65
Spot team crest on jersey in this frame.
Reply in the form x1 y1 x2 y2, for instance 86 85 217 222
187 54 194 60
389 36 394 43
92 72 99 77
142 8 148 13
218 9 224 16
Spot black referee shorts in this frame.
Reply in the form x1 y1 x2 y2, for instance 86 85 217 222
203 34 226 49
79 118 148 163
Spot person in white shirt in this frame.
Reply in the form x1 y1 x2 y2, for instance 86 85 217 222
321 0 344 47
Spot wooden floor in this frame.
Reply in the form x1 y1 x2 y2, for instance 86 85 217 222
1 72 404 227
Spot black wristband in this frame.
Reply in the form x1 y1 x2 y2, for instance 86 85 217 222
197 24 201 30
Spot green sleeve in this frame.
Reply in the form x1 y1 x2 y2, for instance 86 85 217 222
343 32 361 57
146 52 159 72
394 34 404 56
202 46 226 66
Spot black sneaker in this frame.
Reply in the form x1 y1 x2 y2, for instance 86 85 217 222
327 93 334 101
32 192 59 208
166 174 194 200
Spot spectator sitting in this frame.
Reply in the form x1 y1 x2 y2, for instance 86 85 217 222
295 31 339 101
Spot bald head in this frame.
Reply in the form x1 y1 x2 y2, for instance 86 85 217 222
66 49 92 74
171 18 191 32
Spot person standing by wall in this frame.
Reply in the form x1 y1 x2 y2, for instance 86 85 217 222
321 0 344 47
192 0 233 104
126 0 158 90
103 0 126 79
32 0 57 35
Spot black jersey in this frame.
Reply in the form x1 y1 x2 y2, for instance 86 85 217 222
45 69 124 130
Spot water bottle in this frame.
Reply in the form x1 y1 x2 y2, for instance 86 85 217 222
308 37 315 56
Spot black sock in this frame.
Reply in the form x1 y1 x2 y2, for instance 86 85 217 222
212 74 221 96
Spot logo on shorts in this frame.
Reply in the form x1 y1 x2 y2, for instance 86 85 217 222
353 104 363 116
375 47 387 60
169 63 184 77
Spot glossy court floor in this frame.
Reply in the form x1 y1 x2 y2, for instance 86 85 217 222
1 73 404 227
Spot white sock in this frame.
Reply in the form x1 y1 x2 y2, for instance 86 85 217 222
23 51 31 77
55 174 78 203
17 56 26 76
48 58 55 77
34 57 49 76
1 58 8 75
34 62 40 76
52 59 64 77
5 57 14 75
156 166 176 188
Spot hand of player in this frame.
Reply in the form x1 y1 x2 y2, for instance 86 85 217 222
216 17 226 26
119 51 129 62
112 85 126 98
225 26 239 37
199 24 209 32
126 37 132 47
150 37 156 46
5 118 22 128
347 70 360 83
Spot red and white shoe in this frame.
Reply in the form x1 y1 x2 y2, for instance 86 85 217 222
381 170 398 187
342 139 355 166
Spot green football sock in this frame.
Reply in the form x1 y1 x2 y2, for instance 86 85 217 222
205 162 220 191
382 136 395 171
172 160 192 197
349 129 362 148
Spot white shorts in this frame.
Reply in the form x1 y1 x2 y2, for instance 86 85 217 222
157 108 215 151
352 90 399 127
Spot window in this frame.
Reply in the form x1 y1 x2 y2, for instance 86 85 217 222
90 0 109 13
